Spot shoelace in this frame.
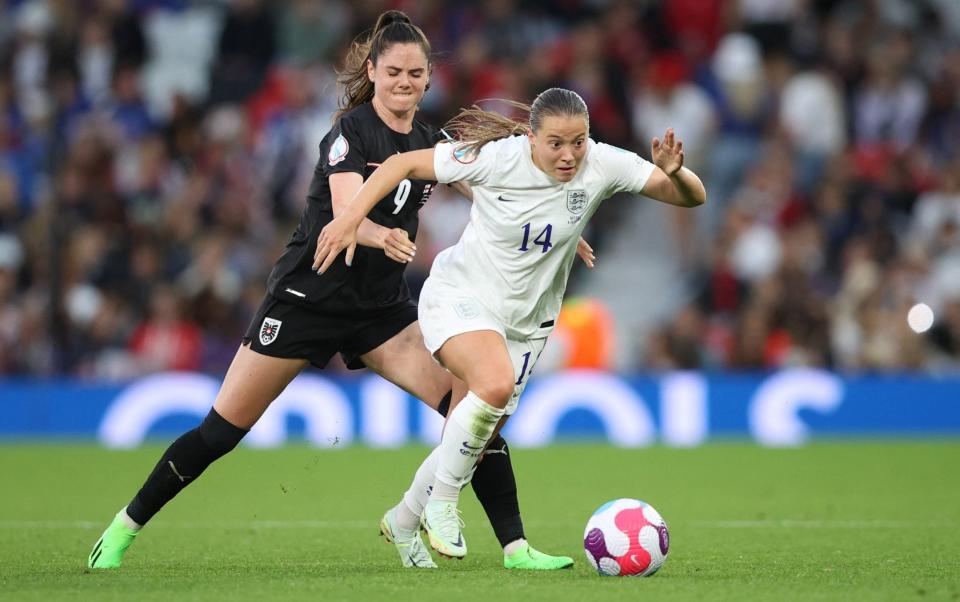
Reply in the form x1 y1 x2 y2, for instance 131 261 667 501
406 536 432 561
434 504 465 540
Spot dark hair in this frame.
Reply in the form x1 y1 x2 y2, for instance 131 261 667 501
444 88 590 153
336 10 432 118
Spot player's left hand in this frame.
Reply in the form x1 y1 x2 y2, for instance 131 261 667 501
313 216 359 273
652 128 684 177
382 228 416 263
577 237 595 268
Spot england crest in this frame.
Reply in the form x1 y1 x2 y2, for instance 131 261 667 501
567 189 587 214
259 317 282 346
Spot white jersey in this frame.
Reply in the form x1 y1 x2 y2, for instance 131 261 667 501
431 135 655 339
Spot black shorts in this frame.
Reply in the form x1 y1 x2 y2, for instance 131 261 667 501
242 294 418 370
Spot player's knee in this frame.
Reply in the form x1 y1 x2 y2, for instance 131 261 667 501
197 408 248 456
473 377 515 408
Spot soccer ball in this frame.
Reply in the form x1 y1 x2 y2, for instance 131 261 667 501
583 498 669 576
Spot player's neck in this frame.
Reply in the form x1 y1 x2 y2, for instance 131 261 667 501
371 97 415 134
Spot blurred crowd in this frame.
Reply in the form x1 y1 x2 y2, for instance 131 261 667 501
0 0 958 378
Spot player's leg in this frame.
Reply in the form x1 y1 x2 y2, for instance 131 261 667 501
471 435 571 570
496 336 574 569
359 320 453 412
418 330 515 558
352 312 448 567
460 334 574 569
89 343 308 569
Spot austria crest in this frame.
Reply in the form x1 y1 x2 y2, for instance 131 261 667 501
259 317 282 346
567 189 587 214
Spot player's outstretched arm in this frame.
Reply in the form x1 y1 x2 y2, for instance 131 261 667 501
313 149 437 273
640 128 706 208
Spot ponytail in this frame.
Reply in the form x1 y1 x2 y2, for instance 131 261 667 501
443 101 531 155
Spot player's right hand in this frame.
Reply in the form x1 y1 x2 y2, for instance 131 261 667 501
382 228 417 264
314 216 359 274
577 237 595 268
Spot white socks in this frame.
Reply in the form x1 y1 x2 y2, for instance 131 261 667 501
396 447 440 533
120 507 142 531
503 538 527 556
430 391 504 503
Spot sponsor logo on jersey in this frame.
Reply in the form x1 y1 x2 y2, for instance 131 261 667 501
259 317 282 346
452 144 478 164
567 189 587 214
328 133 349 166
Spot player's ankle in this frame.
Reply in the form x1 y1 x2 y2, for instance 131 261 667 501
503 538 527 556
119 508 142 531
394 502 421 533
429 480 459 503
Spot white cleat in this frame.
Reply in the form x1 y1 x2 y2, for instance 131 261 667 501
421 500 467 559
380 509 437 568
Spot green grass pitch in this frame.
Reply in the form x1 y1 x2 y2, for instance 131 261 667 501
1 442 958 601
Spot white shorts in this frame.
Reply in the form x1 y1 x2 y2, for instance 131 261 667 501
418 277 548 415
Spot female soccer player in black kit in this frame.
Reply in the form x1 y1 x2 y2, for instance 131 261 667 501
88 11 577 571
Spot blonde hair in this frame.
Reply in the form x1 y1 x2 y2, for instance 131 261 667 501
444 89 590 153
336 10 432 119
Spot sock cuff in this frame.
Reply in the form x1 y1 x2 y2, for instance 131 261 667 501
450 391 504 439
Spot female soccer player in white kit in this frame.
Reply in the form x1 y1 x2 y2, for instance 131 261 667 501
314 88 706 559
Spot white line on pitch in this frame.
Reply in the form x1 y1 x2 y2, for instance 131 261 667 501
0 520 372 529
691 519 956 529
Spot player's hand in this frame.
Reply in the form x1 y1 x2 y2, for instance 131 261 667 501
382 228 416 264
652 128 684 177
313 216 359 273
577 237 595 268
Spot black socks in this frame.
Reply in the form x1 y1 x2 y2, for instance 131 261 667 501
125 408 247 526
471 435 525 547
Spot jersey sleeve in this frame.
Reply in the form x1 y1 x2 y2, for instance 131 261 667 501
433 140 497 185
322 114 367 177
594 142 656 195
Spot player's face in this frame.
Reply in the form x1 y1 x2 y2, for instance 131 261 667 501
367 43 429 116
528 114 589 182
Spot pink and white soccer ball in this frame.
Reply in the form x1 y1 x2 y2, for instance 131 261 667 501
583 498 669 576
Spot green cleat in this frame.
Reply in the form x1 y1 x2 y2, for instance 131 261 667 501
88 512 139 569
504 542 574 570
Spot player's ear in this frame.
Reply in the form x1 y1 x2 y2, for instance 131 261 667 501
367 59 375 83
527 129 537 148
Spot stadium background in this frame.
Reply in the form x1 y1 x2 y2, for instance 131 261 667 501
1 0 959 443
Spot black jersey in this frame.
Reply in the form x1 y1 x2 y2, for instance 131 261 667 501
266 103 443 314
